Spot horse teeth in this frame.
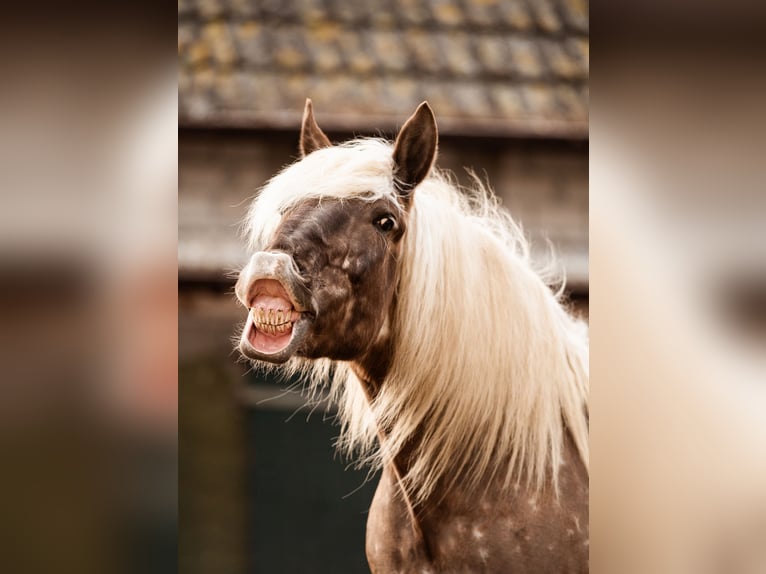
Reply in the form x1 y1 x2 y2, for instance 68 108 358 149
252 307 294 335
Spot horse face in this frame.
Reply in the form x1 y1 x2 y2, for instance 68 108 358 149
236 99 437 365
237 195 405 363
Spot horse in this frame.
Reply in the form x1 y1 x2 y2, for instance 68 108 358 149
235 99 590 573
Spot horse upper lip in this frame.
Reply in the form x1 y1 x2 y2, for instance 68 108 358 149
238 251 312 308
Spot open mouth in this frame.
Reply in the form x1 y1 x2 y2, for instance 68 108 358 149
240 278 312 363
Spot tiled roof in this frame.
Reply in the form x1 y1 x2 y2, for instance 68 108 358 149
178 0 589 138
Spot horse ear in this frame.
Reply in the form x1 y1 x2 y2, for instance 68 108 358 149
392 101 438 203
300 98 332 157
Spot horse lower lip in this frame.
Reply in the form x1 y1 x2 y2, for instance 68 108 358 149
242 312 310 363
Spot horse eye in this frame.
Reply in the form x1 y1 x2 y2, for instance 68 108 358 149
374 215 396 232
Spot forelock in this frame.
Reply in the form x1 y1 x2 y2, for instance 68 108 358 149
244 138 402 249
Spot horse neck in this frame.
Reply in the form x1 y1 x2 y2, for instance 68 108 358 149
351 349 420 481
350 356 435 552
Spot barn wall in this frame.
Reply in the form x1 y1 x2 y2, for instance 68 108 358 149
179 129 588 288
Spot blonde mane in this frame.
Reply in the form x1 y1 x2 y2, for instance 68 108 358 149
244 139 589 504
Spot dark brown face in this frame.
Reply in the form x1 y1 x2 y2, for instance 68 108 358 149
236 99 438 366
238 196 406 363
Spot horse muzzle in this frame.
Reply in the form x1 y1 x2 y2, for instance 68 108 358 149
236 251 314 363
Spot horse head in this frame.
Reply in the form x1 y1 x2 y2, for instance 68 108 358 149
236 100 437 367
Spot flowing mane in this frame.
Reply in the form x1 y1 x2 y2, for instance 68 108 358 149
244 138 589 504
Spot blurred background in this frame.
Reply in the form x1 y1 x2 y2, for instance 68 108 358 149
0 5 177 574
178 0 588 572
590 2 766 572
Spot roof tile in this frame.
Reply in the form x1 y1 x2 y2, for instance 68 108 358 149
508 38 545 79
331 2 365 25
313 75 362 112
338 30 378 75
252 72 287 111
229 0 259 18
450 82 493 116
395 0 432 26
370 30 410 73
496 1 534 31
309 76 344 108
561 0 588 33
194 66 216 94
567 38 589 73
367 0 399 27
202 21 238 67
187 39 212 68
355 77 387 114
282 73 314 107
491 84 527 117
306 24 344 73
522 83 559 119
406 29 446 75
475 35 514 76
298 0 331 25
214 70 239 107
234 22 272 68
540 39 585 80
555 84 587 120
196 0 225 19
528 0 563 34
431 0 464 27
179 22 196 60
231 71 259 108
462 0 497 27
438 31 479 77
271 27 309 71
262 0 300 20
383 78 420 115
178 0 194 19
420 82 460 116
